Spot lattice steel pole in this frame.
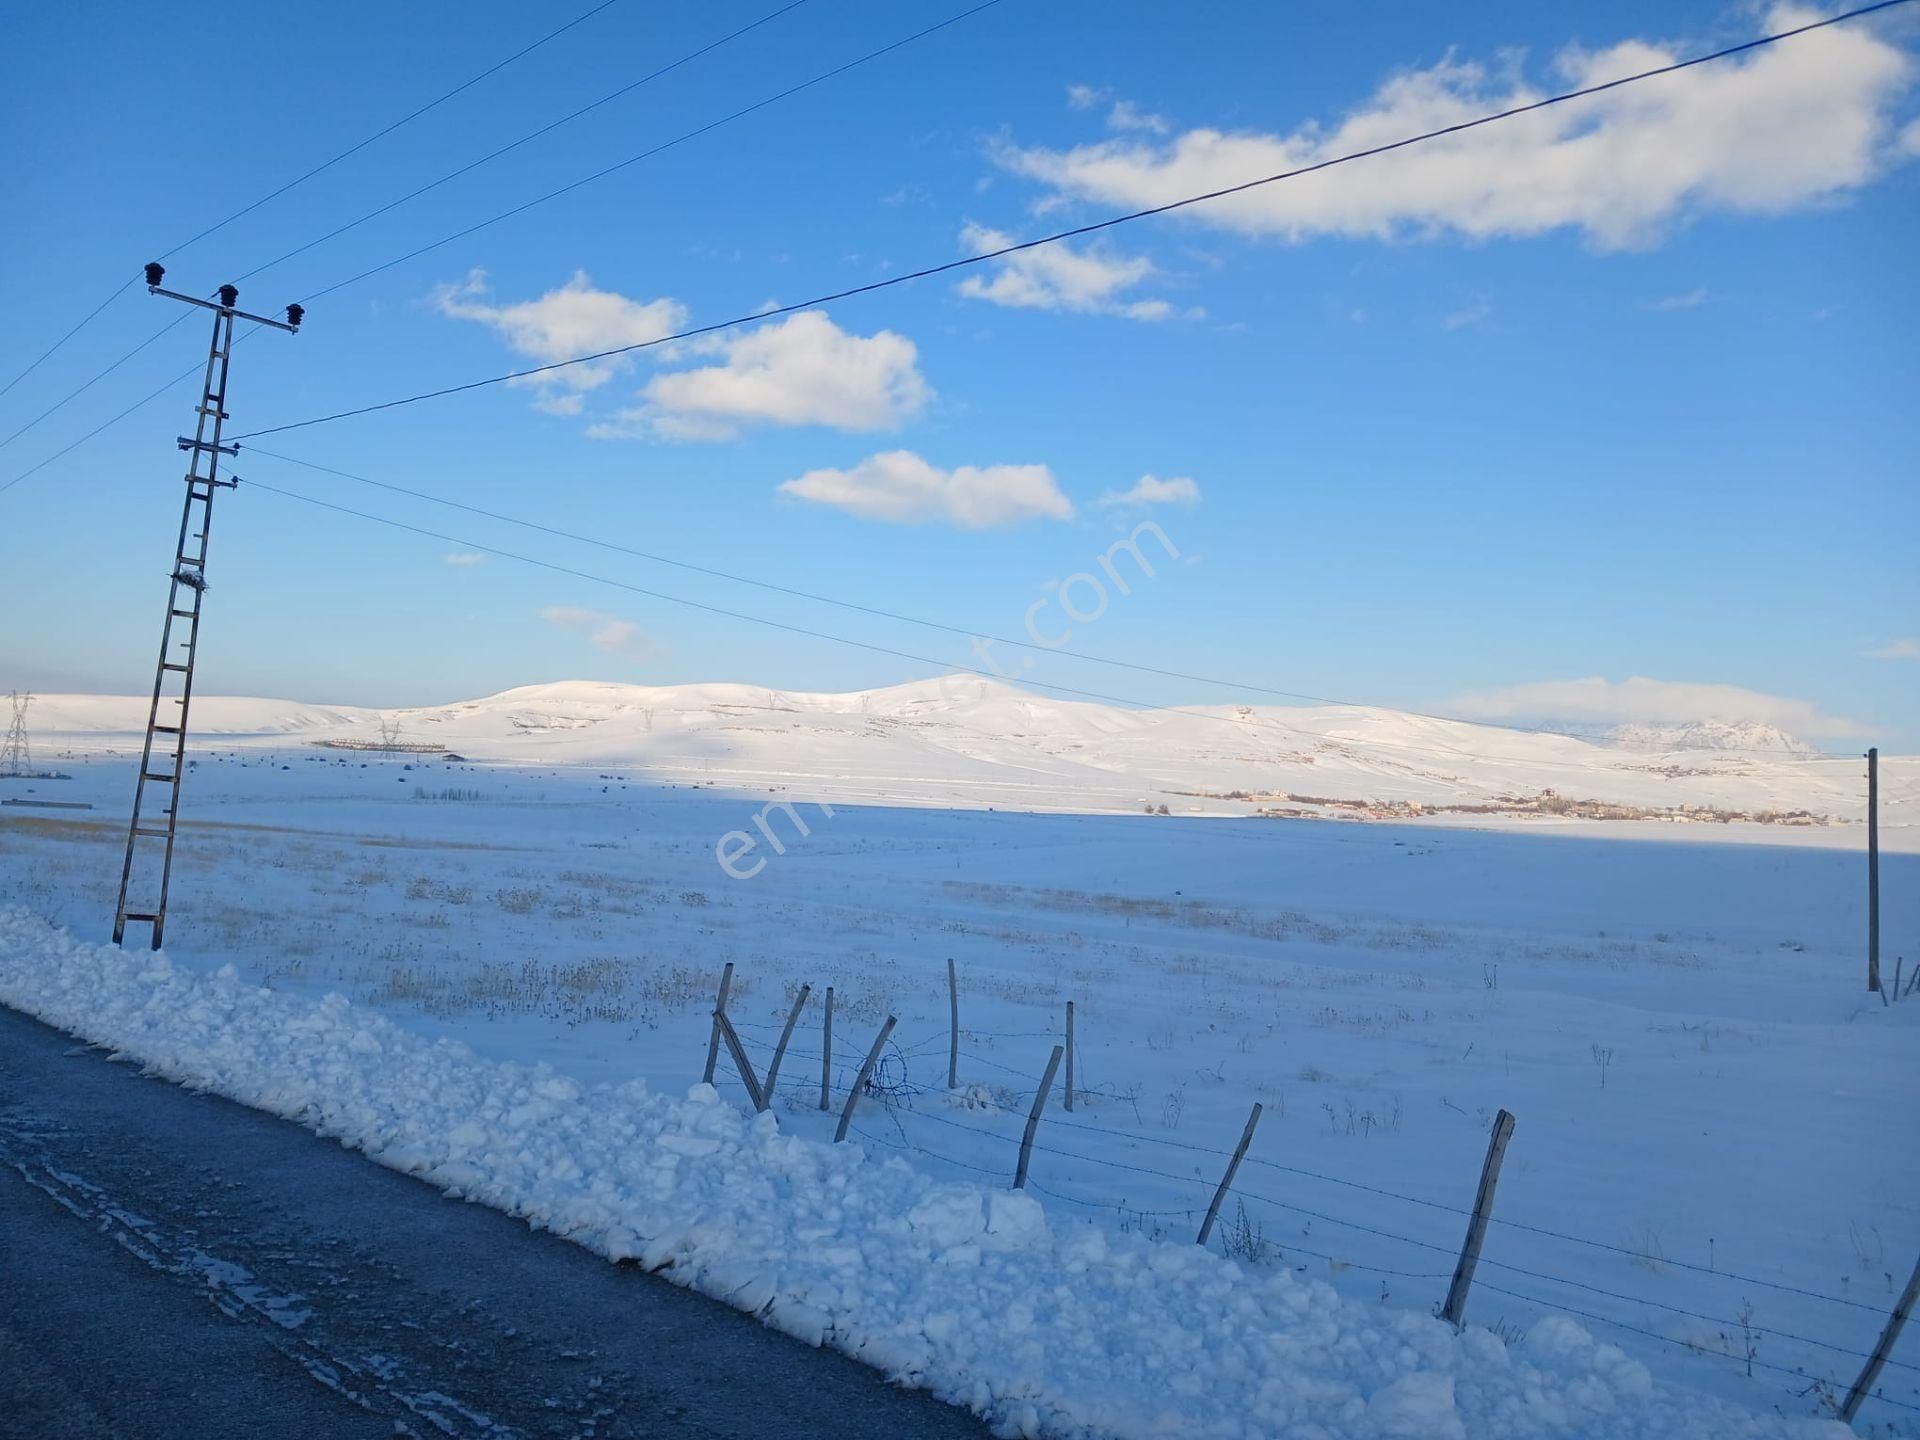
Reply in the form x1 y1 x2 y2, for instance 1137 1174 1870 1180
112 266 302 949
2 692 30 778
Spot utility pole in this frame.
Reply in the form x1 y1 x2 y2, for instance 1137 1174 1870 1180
112 266 302 950
1868 746 1880 993
2 692 31 778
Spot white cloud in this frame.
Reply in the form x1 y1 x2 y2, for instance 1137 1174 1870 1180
1868 636 1920 661
630 311 930 441
432 270 688 396
441 552 487 567
1444 299 1492 330
1000 7 1915 251
537 606 659 662
956 223 1177 320
1650 287 1711 310
1439 675 1860 737
1108 99 1169 135
1098 474 1200 508
779 450 1074 529
1066 83 1106 111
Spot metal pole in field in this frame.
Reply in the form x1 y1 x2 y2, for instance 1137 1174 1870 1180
1441 1108 1516 1328
1064 1000 1075 1112
703 962 734 1085
947 957 959 1090
1196 1102 1263 1247
1868 747 1881 992
112 267 303 950
1013 1044 1065 1190
1842 1252 1920 1423
819 985 833 1110
835 1015 897 1143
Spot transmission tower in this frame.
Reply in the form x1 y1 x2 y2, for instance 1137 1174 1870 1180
2 691 30 778
113 266 304 950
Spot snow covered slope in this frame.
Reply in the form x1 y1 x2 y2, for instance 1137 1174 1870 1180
24 678 1913 842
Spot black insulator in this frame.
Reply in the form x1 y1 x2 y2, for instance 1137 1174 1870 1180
144 262 165 289
218 284 239 308
284 303 305 330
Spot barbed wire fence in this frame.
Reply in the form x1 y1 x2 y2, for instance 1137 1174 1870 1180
706 967 1920 1427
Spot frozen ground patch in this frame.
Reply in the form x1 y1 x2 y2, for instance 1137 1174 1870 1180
0 908 1863 1439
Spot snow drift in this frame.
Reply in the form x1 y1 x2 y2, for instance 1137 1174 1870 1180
0 908 1849 1439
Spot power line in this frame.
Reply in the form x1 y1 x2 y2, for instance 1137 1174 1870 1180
289 0 1008 306
173 0 629 261
233 0 1914 441
234 0 813 286
0 0 625 445
238 447 1865 770
237 445 1540 726
0 0 992 483
235 469 1610 771
0 277 137 402
237 467 1876 780
0 311 195 454
0 346 229 499
239 473 1336 732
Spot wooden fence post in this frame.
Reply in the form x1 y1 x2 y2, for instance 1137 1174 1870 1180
835 1015 897 1143
702 961 734 1086
1064 1000 1076 1112
947 957 960 1090
715 1012 766 1111
1441 1107 1516 1328
1013 1044 1065 1190
763 983 811 1101
819 985 833 1110
1196 1102 1263 1247
1841 1252 1920 1423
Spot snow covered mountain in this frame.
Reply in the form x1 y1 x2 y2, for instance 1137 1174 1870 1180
20 676 1907 834
1607 720 1815 754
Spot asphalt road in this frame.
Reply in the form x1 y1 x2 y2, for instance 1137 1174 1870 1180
0 1003 988 1440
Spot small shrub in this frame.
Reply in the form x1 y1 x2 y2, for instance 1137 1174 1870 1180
1217 1201 1274 1265
493 886 543 915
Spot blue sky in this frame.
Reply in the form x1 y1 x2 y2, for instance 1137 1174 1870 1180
2 0 1916 745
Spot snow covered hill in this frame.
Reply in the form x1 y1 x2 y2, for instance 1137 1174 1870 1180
22 677 1912 839
1607 720 1815 754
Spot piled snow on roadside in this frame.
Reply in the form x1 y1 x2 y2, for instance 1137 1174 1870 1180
0 908 1847 1440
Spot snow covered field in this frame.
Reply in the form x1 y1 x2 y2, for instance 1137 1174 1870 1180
1 682 1916 1436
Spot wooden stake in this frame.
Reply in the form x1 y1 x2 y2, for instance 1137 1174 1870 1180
947 956 960 1090
835 1015 897 1143
1842 1251 1920 1423
702 961 734 1086
1868 747 1881 993
1064 1000 1076 1112
819 985 833 1111
1441 1108 1516 1328
1197 1102 1263 1247
715 1012 766 1111
763 983 811 1101
1013 1044 1065 1190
